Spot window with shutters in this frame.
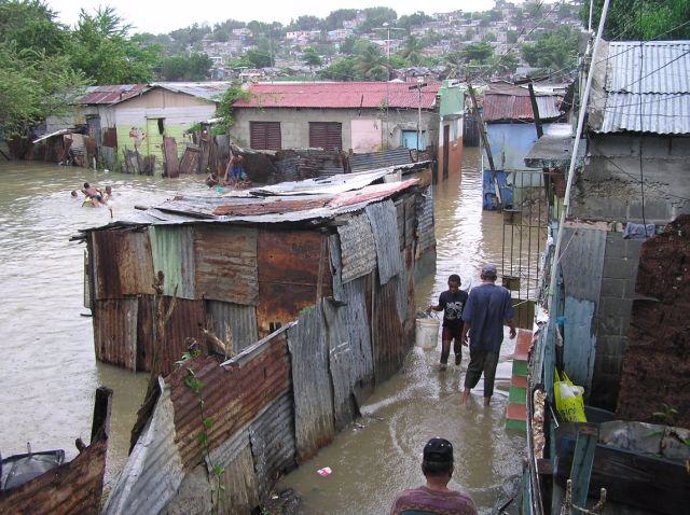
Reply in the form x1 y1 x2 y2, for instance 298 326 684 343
309 122 342 151
250 122 281 150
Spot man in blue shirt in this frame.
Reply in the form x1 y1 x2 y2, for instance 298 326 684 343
461 264 516 406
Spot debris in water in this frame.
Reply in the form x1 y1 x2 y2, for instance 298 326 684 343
316 467 332 477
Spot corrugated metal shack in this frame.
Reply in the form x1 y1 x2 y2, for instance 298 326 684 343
78 169 435 377
94 170 435 514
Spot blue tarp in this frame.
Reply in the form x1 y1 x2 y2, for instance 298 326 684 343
482 170 513 210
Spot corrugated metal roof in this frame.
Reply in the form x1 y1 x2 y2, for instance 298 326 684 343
234 81 440 110
78 84 147 105
594 40 690 134
152 81 232 102
484 93 562 122
93 298 138 369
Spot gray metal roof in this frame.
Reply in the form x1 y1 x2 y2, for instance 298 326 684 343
593 40 690 134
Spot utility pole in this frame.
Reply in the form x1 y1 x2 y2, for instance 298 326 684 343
377 23 403 149
408 80 427 151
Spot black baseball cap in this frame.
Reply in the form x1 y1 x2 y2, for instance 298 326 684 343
423 437 454 463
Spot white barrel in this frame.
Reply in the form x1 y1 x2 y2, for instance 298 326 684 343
415 318 440 350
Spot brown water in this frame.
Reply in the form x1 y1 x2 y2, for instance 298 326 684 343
277 148 524 514
0 149 524 512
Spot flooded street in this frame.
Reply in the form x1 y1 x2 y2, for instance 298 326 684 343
276 147 523 513
0 148 524 512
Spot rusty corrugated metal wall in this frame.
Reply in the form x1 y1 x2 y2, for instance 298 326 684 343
92 228 154 299
194 225 258 305
256 229 332 336
205 300 259 354
150 225 196 299
93 298 138 369
336 213 377 283
416 185 435 255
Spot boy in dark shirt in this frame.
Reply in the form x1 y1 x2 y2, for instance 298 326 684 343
428 274 469 370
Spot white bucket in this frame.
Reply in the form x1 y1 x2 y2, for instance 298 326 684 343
415 318 440 350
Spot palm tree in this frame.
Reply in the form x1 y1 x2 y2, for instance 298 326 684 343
354 42 388 81
399 35 424 66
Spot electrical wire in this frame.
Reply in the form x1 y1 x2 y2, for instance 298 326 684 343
638 42 647 226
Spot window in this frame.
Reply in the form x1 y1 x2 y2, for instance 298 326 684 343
309 122 342 151
250 122 281 150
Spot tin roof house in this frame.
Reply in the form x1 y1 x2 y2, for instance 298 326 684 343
78 169 436 380
228 81 441 154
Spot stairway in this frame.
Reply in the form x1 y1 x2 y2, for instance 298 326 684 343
505 328 533 431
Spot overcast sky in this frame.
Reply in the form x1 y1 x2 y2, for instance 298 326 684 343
48 0 499 35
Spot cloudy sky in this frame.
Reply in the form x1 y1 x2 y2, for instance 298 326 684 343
48 0 498 34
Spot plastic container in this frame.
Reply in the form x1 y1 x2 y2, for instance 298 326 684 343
415 317 440 350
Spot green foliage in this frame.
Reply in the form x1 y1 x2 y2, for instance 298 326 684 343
461 42 494 64
287 15 321 31
585 0 690 40
244 47 272 68
323 9 358 31
0 0 68 57
68 6 160 83
357 7 398 33
521 25 579 79
302 47 322 67
214 83 251 134
159 52 212 81
653 403 678 425
398 11 432 30
353 40 388 81
398 35 424 66
319 56 358 80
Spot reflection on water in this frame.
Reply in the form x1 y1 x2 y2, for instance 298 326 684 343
0 162 207 482
277 148 523 514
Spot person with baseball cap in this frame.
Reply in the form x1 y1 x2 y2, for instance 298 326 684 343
390 437 477 514
461 263 516 406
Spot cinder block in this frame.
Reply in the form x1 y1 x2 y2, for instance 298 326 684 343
603 258 637 280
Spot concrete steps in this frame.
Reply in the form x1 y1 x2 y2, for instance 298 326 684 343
505 328 533 431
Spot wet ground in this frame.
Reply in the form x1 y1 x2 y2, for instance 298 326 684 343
0 148 526 512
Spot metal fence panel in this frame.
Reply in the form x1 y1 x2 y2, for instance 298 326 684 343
93 298 138 370
336 213 376 283
366 200 403 285
205 300 259 354
416 186 435 253
287 303 335 461
343 276 374 391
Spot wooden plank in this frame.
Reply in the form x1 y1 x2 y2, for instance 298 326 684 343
569 424 598 512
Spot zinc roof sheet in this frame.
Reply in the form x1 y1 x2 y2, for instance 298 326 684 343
594 40 690 134
234 81 440 110
483 93 562 122
78 84 147 105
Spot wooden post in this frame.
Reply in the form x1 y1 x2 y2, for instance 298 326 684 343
527 81 544 139
90 386 113 444
467 81 502 206
570 423 599 513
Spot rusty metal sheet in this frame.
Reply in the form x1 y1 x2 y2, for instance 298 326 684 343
92 228 154 299
395 199 405 251
249 391 297 497
213 197 330 216
136 295 154 371
163 137 179 178
205 300 258 354
158 297 206 376
322 300 358 431
150 225 196 299
257 229 331 335
372 276 406 383
168 333 291 470
93 298 138 370
103 378 185 515
336 213 376 283
366 200 403 286
194 225 258 305
343 276 375 391
287 303 335 462
416 186 435 254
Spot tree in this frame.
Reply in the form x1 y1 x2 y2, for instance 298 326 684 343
483 31 497 42
507 30 519 44
0 0 68 57
158 52 211 81
521 26 579 78
398 35 424 66
323 9 358 31
398 11 432 30
243 47 272 68
69 6 159 83
302 47 322 67
318 56 358 80
0 43 87 136
287 15 320 31
461 42 494 64
489 50 519 77
353 40 388 81
584 0 690 40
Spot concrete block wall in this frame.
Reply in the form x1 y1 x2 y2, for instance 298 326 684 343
590 232 642 409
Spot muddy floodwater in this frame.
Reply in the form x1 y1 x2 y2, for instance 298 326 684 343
0 148 526 512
